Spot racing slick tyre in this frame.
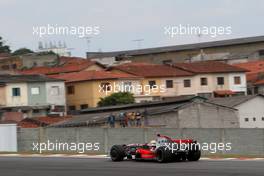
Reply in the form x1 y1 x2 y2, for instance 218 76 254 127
187 149 201 161
155 146 173 163
110 145 126 161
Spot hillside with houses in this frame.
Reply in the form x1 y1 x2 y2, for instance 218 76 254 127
1 36 264 129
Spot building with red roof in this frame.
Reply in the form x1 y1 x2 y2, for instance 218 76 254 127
110 61 248 98
110 62 194 78
19 57 105 75
172 61 248 74
108 62 195 99
234 60 264 94
50 70 144 109
17 116 72 128
171 61 248 97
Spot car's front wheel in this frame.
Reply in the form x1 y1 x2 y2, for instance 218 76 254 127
156 146 172 163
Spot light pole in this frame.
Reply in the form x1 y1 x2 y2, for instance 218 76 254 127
132 39 144 49
84 37 92 52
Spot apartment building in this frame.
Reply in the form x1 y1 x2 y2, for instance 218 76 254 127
109 61 248 98
0 75 66 118
172 61 248 97
87 36 264 65
108 62 194 100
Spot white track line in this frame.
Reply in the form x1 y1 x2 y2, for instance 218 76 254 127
0 154 263 160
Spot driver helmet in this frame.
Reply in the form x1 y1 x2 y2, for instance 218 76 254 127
149 140 156 147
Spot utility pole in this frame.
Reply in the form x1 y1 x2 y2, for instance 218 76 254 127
84 37 92 52
132 39 144 49
197 32 202 43
197 33 204 61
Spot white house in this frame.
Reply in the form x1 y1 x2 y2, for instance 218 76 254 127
208 95 264 128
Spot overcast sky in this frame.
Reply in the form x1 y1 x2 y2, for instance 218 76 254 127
0 0 263 57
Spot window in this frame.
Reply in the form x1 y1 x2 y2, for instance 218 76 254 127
217 77 224 85
51 86 59 95
115 56 124 61
262 117 264 121
67 86 75 95
53 105 65 112
12 64 17 69
148 80 156 89
163 60 172 65
234 76 241 85
183 79 191 87
166 80 173 88
100 82 111 91
31 87 40 95
68 106 76 111
123 82 132 92
258 50 264 56
200 77 208 86
33 62 37 66
80 104 88 109
33 109 40 113
12 88 21 96
1 65 9 70
244 118 249 122
253 117 256 121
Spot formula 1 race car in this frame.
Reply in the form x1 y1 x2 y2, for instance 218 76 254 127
110 134 201 163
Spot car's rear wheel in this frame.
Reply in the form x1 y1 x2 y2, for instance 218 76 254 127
187 149 201 161
110 145 126 161
156 146 172 163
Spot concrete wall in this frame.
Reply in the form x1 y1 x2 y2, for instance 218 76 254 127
0 124 17 152
17 128 264 156
21 54 58 68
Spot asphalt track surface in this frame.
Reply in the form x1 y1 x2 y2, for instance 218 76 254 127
0 157 263 176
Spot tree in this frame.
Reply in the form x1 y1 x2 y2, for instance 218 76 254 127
98 92 135 107
0 36 11 53
12 48 34 56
